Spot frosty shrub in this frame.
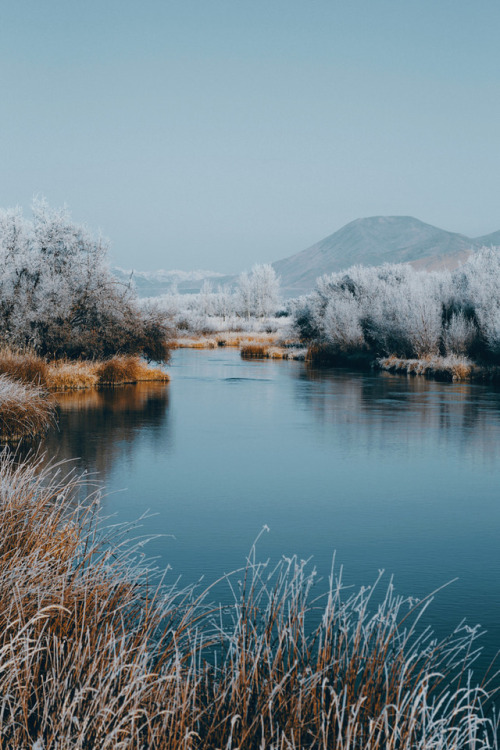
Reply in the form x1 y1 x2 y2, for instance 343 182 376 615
0 200 172 360
293 249 500 364
322 293 365 351
443 311 477 356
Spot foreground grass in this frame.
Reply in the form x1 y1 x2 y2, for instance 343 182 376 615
0 453 497 749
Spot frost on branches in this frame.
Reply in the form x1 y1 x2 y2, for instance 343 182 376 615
292 248 500 363
0 200 171 360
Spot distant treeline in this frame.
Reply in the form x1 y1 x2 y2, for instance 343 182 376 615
0 200 171 360
148 263 282 334
292 248 500 363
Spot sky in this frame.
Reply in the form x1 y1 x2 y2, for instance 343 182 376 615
0 1 499 273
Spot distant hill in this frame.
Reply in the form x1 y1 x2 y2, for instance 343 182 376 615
272 216 499 296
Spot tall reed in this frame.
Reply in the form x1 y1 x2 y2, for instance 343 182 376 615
0 452 497 748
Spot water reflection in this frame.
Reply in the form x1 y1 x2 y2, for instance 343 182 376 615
38 382 171 479
297 365 500 462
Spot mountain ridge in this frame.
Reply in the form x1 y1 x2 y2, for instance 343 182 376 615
113 216 500 298
272 216 497 295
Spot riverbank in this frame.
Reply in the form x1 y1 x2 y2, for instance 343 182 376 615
172 331 308 360
375 354 500 382
284 343 500 383
0 350 169 441
0 450 495 748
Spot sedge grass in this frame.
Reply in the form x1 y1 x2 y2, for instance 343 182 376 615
0 452 497 749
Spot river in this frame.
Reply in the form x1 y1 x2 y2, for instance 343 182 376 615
40 347 500 677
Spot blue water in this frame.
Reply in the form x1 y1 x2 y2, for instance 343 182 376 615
42 348 500 676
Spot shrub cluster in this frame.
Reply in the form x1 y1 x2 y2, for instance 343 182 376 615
293 248 500 364
0 200 172 361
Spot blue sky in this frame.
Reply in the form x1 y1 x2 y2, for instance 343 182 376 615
1 1 499 271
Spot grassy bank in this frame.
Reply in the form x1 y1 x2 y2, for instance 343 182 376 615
0 349 169 442
0 349 169 391
0 452 497 749
376 354 500 382
172 331 282 349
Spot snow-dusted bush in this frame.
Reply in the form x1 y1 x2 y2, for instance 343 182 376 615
293 248 500 363
365 267 443 358
0 200 172 360
443 311 477 356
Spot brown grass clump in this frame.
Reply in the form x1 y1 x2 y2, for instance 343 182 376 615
377 355 475 382
0 347 49 386
0 453 497 748
47 360 100 390
95 356 169 385
0 375 55 441
240 344 270 358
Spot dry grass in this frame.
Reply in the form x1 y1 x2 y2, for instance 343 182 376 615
240 343 270 359
173 332 284 350
47 360 100 390
0 347 169 391
0 453 497 748
95 355 169 385
0 375 55 441
0 347 49 386
377 355 475 382
241 343 308 361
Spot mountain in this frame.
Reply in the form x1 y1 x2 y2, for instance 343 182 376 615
112 267 232 298
113 216 500 300
272 216 498 295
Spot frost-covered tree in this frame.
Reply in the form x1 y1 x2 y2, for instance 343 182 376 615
236 264 280 318
0 199 171 360
449 247 500 359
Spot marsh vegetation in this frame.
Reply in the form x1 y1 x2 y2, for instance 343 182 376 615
292 248 500 379
0 452 497 749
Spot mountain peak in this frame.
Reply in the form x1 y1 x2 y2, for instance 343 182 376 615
272 216 490 295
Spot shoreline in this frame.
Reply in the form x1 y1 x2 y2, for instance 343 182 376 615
0 352 169 442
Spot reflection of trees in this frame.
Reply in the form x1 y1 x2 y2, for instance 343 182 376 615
295 365 500 461
34 383 171 480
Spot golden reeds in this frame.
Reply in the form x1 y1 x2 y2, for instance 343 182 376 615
95 355 169 385
0 348 169 392
0 452 496 748
0 347 49 386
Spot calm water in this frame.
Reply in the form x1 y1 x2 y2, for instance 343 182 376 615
40 348 500 674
